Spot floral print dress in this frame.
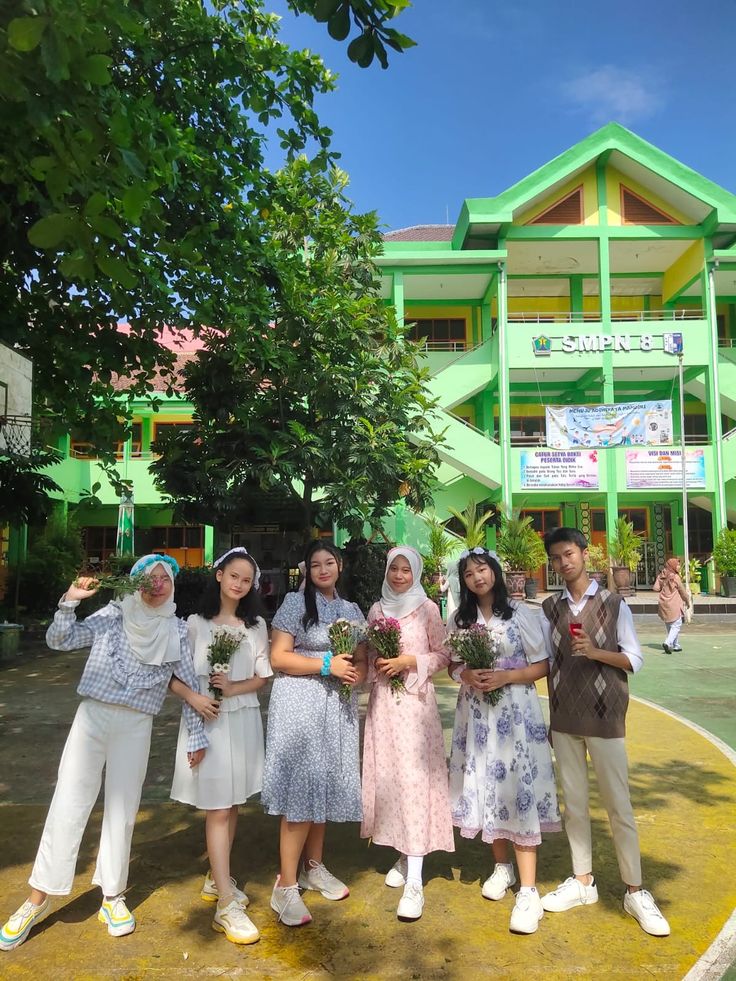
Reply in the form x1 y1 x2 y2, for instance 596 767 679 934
448 603 561 846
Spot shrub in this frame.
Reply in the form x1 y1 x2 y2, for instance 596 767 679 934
17 517 84 616
341 539 391 615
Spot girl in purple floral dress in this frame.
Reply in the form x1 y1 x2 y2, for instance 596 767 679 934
447 549 560 935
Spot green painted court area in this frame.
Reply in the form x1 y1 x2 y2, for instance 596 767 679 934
630 623 736 751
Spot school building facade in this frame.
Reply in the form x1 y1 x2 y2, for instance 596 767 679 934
4 124 736 595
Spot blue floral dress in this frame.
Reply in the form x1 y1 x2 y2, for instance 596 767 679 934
262 591 365 824
448 603 561 846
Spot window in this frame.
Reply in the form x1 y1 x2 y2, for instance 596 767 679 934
114 422 142 459
687 505 713 555
683 414 708 443
153 420 194 440
529 187 583 225
510 415 546 445
621 187 677 225
409 318 466 350
619 508 648 536
82 526 117 564
520 509 560 534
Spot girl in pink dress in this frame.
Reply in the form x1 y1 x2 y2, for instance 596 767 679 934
361 546 455 921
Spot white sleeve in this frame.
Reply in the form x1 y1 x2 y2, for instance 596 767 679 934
515 603 548 664
253 618 273 678
617 602 643 673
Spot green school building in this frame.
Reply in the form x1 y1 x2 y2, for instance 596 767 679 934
4 124 736 597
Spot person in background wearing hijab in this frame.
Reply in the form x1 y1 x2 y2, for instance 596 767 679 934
360 546 454 922
0 555 206 952
652 558 690 654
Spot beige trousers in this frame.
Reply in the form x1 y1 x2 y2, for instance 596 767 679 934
551 731 642 887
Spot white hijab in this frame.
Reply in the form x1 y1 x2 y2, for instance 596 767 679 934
120 561 180 666
380 546 428 621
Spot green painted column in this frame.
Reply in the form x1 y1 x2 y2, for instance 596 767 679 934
569 275 584 320
391 271 405 331
670 498 685 556
497 258 512 509
204 524 214 565
141 416 153 453
703 259 726 532
596 159 618 543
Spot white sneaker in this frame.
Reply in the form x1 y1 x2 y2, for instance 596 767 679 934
509 890 544 934
396 881 424 921
298 861 349 900
270 877 312 927
542 876 598 912
385 856 408 888
200 871 249 907
482 863 517 901
623 889 671 936
0 898 51 951
98 895 136 937
212 899 260 945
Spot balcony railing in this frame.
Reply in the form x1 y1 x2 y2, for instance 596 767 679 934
507 309 704 324
419 339 468 352
447 412 498 443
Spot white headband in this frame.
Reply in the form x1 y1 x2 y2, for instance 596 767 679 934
459 546 500 564
213 547 261 589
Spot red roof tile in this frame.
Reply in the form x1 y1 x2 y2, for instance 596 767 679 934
383 224 454 242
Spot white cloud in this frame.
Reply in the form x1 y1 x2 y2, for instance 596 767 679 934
561 66 665 124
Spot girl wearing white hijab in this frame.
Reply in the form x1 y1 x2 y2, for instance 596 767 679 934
360 546 454 922
0 555 207 952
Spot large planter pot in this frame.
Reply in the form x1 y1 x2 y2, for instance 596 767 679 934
0 623 23 660
589 570 608 589
724 576 736 597
612 566 634 596
506 570 526 600
524 577 539 600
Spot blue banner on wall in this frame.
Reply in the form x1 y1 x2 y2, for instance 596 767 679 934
545 401 673 449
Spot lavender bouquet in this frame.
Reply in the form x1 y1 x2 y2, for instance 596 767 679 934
366 616 405 700
328 618 366 701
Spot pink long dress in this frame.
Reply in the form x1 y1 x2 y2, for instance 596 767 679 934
360 599 455 856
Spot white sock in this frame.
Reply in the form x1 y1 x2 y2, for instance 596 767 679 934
519 885 537 895
406 855 424 885
496 862 514 873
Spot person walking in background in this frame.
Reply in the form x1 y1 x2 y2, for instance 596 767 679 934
540 528 670 937
652 558 689 654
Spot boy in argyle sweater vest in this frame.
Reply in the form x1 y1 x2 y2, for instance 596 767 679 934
540 528 670 937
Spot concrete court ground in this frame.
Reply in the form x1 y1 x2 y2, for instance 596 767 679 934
0 622 734 980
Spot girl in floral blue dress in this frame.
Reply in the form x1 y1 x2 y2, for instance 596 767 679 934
447 548 561 935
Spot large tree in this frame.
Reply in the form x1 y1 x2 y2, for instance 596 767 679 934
151 159 442 537
0 0 414 474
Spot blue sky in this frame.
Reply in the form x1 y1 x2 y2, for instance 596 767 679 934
266 0 736 232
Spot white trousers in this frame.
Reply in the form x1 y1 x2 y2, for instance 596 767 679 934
664 618 682 648
551 731 642 888
30 699 152 897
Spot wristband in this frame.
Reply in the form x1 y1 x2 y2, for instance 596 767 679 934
320 651 333 677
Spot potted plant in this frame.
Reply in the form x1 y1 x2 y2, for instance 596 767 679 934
688 557 702 595
420 513 462 604
607 517 642 596
446 499 497 549
713 528 736 597
496 510 547 600
585 542 608 589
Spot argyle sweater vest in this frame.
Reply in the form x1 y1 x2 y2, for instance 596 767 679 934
542 589 629 738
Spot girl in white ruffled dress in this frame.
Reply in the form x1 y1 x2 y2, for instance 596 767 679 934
171 548 271 946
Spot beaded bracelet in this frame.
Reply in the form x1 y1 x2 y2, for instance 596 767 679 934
320 650 333 677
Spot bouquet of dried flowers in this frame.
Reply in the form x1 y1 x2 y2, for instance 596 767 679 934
207 628 244 701
328 618 365 701
366 616 404 700
73 571 155 597
445 623 502 705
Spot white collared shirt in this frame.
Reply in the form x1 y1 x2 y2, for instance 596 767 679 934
540 579 643 673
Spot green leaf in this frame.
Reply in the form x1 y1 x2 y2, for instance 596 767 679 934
96 253 137 288
347 33 372 64
84 192 107 218
122 185 149 223
327 4 351 41
89 214 124 242
79 54 113 86
313 0 342 22
119 148 145 178
8 16 48 52
59 250 94 280
27 213 73 249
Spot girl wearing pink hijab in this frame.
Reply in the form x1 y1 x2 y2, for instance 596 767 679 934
360 546 454 922
652 558 690 654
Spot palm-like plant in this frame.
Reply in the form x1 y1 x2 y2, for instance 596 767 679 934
608 517 643 572
496 510 547 572
420 512 462 599
447 499 497 549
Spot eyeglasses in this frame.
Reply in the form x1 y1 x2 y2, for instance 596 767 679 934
146 576 171 586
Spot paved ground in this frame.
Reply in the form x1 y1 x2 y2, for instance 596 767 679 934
0 619 734 979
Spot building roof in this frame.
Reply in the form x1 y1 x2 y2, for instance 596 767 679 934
383 224 454 242
110 352 196 393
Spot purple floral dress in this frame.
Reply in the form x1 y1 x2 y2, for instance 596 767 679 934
448 603 561 846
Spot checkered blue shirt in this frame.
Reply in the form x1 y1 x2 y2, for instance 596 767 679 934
46 599 208 752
